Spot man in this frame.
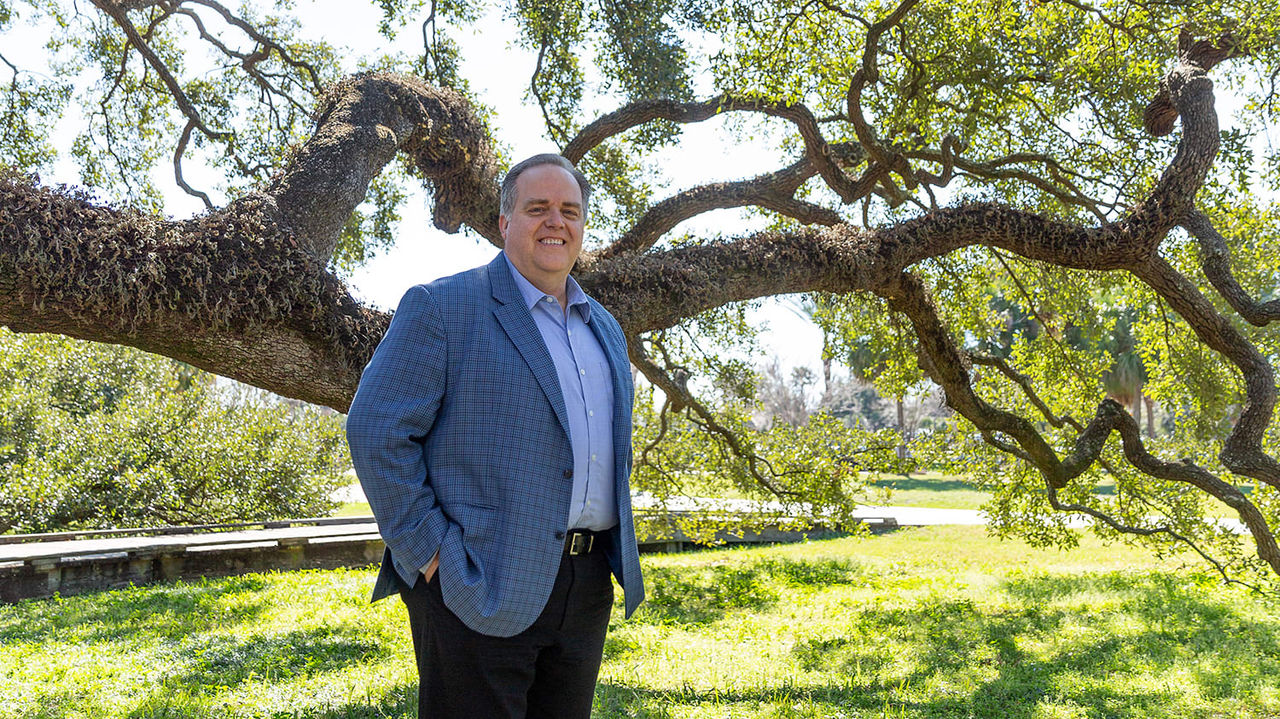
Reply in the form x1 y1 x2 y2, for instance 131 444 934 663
346 153 644 718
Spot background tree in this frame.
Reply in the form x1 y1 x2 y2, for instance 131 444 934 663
3 0 1280 586
0 329 350 532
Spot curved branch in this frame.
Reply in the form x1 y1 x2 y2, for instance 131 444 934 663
845 0 918 170
169 6 313 117
182 0 323 93
884 270 1280 578
1131 255 1280 488
909 146 1110 221
530 30 570 146
174 120 215 210
840 0 919 205
629 338 796 499
266 72 502 259
0 51 17 83
969 353 1085 432
1045 484 1267 593
1066 401 1280 579
92 0 230 143
1144 30 1248 136
1183 210 1280 326
881 271 1071 482
564 94 864 203
581 82 1212 338
599 143 863 258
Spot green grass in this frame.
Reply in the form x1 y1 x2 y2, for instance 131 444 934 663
332 501 372 517
3 527 1279 718
865 471 992 510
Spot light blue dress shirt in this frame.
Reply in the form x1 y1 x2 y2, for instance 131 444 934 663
504 255 618 531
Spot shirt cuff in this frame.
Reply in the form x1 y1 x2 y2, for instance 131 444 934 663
420 550 439 577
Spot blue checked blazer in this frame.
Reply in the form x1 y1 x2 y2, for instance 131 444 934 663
346 253 645 637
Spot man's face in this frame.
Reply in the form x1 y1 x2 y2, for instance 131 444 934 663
499 164 585 294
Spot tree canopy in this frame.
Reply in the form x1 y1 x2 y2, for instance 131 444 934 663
3 0 1280 586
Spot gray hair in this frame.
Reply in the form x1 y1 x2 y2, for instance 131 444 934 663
499 153 591 219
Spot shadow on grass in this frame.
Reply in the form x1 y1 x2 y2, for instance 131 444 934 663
636 564 778 625
175 626 389 686
605 571 1280 718
633 556 867 626
291 684 416 719
595 680 884 718
0 574 270 643
123 681 417 719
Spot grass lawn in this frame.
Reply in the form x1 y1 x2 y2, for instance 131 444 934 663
331 501 372 517
864 471 992 510
4 526 1278 718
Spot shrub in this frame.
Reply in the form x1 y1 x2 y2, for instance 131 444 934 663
0 330 349 532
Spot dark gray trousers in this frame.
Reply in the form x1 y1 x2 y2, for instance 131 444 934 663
400 546 614 718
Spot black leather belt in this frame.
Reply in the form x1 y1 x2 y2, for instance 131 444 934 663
564 529 603 555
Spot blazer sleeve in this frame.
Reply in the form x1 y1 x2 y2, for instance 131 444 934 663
346 285 451 577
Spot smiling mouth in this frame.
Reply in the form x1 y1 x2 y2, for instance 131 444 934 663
538 238 566 245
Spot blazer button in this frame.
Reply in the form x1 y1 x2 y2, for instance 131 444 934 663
563 469 573 479
554 531 566 540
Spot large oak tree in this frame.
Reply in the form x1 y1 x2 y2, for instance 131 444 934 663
3 0 1280 586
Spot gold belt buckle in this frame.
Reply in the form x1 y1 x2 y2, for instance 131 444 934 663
569 532 593 555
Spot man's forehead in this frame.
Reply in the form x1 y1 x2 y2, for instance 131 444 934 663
515 165 581 198
520 196 582 207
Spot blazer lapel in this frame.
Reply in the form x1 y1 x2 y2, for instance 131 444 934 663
490 256 572 441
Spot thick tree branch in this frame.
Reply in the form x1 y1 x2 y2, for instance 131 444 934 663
1131 255 1280 488
1144 30 1248 135
266 72 502 259
1 40 1221 416
1183 210 1280 326
881 271 1072 482
0 178 386 413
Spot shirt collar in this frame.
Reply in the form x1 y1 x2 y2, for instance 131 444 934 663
503 252 591 320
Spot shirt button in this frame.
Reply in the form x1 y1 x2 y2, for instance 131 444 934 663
588 410 594 417
579 369 586 376
591 454 597 461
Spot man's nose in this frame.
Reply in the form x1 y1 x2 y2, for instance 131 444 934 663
544 209 564 227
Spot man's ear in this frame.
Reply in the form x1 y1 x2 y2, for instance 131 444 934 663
498 214 509 240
